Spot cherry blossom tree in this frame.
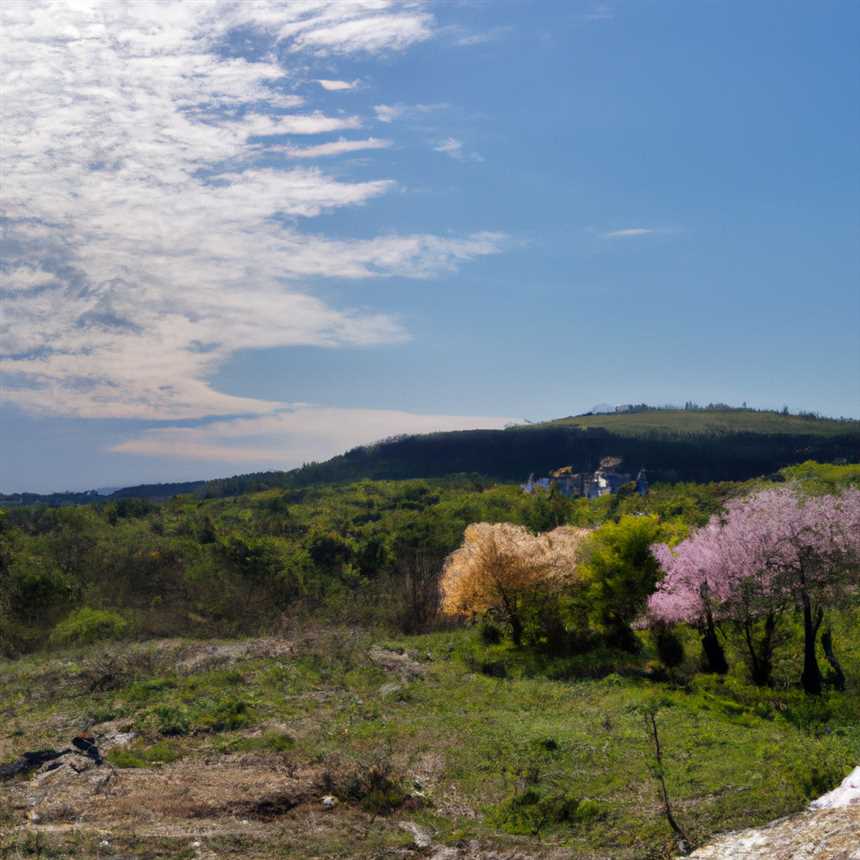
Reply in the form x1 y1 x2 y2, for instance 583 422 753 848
649 523 732 675
650 488 860 692
726 488 860 693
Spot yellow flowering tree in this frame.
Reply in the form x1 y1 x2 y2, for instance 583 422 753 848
440 523 589 646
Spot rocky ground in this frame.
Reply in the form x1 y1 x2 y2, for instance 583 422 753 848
689 768 860 860
2 633 859 858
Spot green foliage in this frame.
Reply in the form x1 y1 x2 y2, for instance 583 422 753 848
49 607 128 646
195 696 252 733
489 788 605 835
217 730 295 754
0 463 855 658
577 515 676 649
3 620 860 859
107 741 182 768
779 460 860 493
654 626 686 669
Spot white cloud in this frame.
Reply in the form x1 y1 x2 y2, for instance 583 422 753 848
0 267 57 291
281 12 433 55
374 103 403 123
583 4 615 22
374 102 448 124
283 137 392 159
434 136 483 163
0 1 504 422
435 137 464 158
112 406 514 465
317 79 359 91
601 228 657 238
251 112 362 135
453 26 513 47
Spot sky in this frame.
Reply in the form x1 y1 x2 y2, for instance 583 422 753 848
1 0 858 493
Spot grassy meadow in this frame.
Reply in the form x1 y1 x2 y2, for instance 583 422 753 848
2 611 859 859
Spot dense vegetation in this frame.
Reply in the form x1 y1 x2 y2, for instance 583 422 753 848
1 461 858 662
2 461 860 857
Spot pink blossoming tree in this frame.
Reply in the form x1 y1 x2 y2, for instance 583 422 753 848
650 488 860 693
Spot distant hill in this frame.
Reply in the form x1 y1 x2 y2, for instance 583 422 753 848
539 408 859 437
277 409 860 489
3 408 859 505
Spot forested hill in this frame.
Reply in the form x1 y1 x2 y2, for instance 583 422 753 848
3 409 859 505
278 409 860 489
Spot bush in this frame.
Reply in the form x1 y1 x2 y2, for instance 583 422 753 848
195 697 252 732
489 788 583 835
479 620 502 644
50 607 129 646
108 741 182 768
654 626 685 669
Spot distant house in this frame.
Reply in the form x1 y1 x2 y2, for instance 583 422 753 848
523 459 648 499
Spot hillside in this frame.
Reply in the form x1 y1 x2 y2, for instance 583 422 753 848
539 408 860 437
2 409 859 505
282 409 860 492
3 621 860 860
2 463 859 857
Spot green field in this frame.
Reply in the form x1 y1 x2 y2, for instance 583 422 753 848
539 409 860 438
2 619 859 859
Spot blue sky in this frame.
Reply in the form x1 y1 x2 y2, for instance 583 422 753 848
1 0 858 493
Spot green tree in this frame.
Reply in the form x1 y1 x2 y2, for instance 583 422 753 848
577 515 674 651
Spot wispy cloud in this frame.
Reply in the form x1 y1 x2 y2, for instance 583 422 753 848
112 406 514 465
453 25 512 47
283 137 392 159
374 104 403 123
434 137 484 162
374 102 448 124
583 4 614 22
601 228 657 238
434 137 465 158
0 1 504 422
317 78 359 91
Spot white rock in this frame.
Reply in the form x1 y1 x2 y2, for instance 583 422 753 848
810 766 860 809
399 821 433 848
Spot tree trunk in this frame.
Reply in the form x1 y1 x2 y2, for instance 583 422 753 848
800 595 823 695
744 612 776 687
700 611 728 674
822 627 846 692
509 613 523 648
758 612 776 687
644 710 692 855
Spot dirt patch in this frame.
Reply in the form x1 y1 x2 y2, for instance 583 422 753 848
173 638 295 674
368 646 428 679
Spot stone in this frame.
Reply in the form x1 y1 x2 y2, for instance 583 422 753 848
379 682 403 698
689 802 860 859
399 821 433 848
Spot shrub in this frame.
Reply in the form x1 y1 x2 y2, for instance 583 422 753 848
654 626 685 669
479 620 502 644
489 788 583 835
195 697 252 732
50 607 128 646
108 741 182 768
154 705 190 737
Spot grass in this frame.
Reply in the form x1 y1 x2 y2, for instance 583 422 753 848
538 409 860 438
1 620 859 858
